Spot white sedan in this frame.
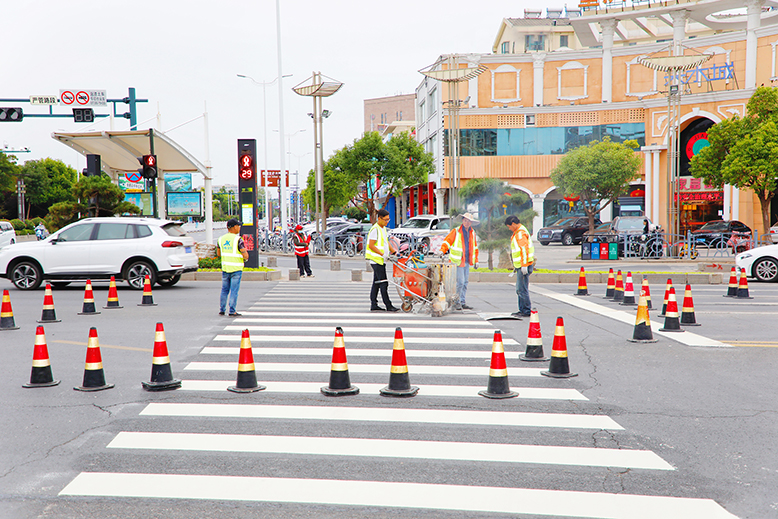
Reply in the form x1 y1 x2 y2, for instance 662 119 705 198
736 244 778 282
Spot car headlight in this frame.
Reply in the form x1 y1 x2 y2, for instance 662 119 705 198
738 252 752 259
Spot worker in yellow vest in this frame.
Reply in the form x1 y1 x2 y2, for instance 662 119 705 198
366 208 399 312
505 214 534 318
216 218 248 317
441 212 479 310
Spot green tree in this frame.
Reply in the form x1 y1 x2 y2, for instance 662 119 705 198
0 153 21 219
301 157 355 222
690 86 778 233
45 174 140 231
19 158 77 219
550 137 642 232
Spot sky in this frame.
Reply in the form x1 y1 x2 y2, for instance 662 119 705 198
1 0 543 194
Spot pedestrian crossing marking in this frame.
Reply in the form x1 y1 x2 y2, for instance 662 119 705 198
234 317 492 326
223 325 497 335
183 362 544 377
200 346 501 358
213 335 520 346
241 311 488 320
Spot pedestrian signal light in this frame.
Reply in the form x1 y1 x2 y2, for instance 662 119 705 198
72 108 94 123
239 153 254 180
139 154 158 179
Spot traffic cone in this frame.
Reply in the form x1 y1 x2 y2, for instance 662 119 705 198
628 291 657 343
479 330 518 399
736 270 753 299
37 283 60 323
658 287 684 333
724 267 739 297
141 322 182 391
520 309 548 362
657 279 672 318
680 284 701 326
612 270 624 302
321 327 359 396
641 277 653 310
603 268 615 299
74 327 114 391
574 267 589 296
77 280 101 315
380 327 419 397
620 272 637 306
103 276 123 309
227 329 266 393
138 275 157 306
22 326 60 388
541 317 578 378
1 289 19 330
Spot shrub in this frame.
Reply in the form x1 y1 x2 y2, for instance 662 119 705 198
10 219 25 231
198 257 221 269
31 217 44 226
25 220 35 230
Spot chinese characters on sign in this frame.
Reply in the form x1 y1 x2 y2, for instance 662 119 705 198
29 96 58 105
676 177 716 191
261 170 290 187
676 191 724 202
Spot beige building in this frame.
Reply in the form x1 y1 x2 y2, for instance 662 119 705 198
363 94 416 134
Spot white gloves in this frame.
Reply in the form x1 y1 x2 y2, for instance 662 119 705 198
521 266 529 275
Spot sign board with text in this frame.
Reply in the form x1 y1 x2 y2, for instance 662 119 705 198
261 170 290 187
59 89 107 107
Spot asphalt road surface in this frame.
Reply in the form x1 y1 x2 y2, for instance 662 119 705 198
1 271 776 518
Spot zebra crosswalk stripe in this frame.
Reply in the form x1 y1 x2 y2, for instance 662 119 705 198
213 335 520 345
182 362 544 377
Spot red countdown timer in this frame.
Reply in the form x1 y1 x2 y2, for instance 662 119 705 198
239 153 254 180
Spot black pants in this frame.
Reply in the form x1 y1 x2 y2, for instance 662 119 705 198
370 263 394 309
296 254 312 276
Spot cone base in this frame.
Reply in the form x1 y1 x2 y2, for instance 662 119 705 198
23 379 60 388
380 385 419 397
74 383 115 392
0 326 20 331
36 319 61 323
574 292 589 296
723 294 737 298
77 311 101 315
478 389 518 399
627 338 659 343
658 327 684 333
320 385 359 396
138 303 158 307
519 354 549 362
141 379 182 391
680 322 701 327
103 306 124 309
228 384 267 393
541 371 578 378
735 296 754 299
603 293 614 299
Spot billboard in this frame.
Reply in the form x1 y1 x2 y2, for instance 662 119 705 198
123 192 154 216
164 173 193 192
166 192 202 217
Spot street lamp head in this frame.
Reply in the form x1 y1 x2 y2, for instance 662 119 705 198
321 110 332 118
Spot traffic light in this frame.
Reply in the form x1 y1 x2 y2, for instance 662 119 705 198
139 154 158 179
0 107 23 122
239 150 255 180
72 108 94 123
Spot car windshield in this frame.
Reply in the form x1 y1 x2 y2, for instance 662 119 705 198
595 223 611 230
400 219 432 229
162 223 187 237
616 219 646 231
550 218 574 227
699 221 728 231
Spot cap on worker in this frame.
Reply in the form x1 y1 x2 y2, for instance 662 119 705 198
461 212 480 224
227 218 242 228
295 224 303 231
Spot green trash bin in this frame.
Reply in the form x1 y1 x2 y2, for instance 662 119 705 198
608 242 618 260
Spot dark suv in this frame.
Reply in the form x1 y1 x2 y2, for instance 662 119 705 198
538 217 599 246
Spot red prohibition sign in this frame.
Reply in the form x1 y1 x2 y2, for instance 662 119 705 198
61 91 75 105
76 91 90 105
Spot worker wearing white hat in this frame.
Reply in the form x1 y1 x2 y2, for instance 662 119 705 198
441 212 480 310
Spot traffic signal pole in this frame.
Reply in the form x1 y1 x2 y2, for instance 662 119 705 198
149 129 159 219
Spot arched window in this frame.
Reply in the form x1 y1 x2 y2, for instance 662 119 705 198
556 61 588 101
491 64 521 103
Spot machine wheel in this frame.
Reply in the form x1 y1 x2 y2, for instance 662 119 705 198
401 301 413 313
753 257 778 282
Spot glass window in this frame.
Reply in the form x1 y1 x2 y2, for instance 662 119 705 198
401 219 432 229
560 35 569 48
58 223 95 242
525 34 545 52
135 225 152 238
96 223 132 240
501 41 510 54
162 223 186 236
436 219 451 230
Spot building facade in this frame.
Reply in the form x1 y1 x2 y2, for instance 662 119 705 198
416 0 778 236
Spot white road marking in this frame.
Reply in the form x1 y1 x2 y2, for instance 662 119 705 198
213 335 520 345
201 346 496 358
179 380 587 400
59 473 737 518
107 431 670 470
140 403 623 430
233 317 492 326
223 325 496 335
183 362 544 377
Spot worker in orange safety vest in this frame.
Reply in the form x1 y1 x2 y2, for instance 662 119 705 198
441 212 479 310
505 214 534 318
292 224 313 277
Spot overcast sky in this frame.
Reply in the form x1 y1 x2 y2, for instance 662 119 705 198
2 0 543 192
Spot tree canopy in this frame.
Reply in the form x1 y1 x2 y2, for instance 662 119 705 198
550 137 642 231
690 86 778 233
0 153 21 218
46 174 140 231
19 158 77 219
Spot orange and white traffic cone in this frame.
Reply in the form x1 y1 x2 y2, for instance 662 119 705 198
680 284 700 326
22 326 60 388
380 327 418 397
658 287 684 333
612 270 625 302
1 289 19 330
103 276 123 309
628 291 657 343
724 267 739 298
657 279 672 318
620 272 637 306
479 330 518 399
604 268 615 299
74 327 114 391
520 309 548 362
138 275 157 306
574 267 589 296
77 280 101 315
640 277 653 310
141 322 182 391
321 327 359 396
736 270 753 299
227 329 266 393
37 283 60 323
542 317 578 378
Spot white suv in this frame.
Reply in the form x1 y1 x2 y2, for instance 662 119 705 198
389 215 451 253
0 217 198 290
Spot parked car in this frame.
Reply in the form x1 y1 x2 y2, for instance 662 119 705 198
768 224 778 244
538 216 600 246
581 216 654 256
321 223 372 252
301 217 351 238
0 217 198 290
691 220 751 248
737 244 778 282
389 215 452 253
0 221 16 248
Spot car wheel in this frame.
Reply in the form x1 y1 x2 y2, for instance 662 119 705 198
11 261 43 290
753 257 778 282
539 241 550 246
157 274 181 287
419 238 430 254
124 260 156 290
562 233 574 246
